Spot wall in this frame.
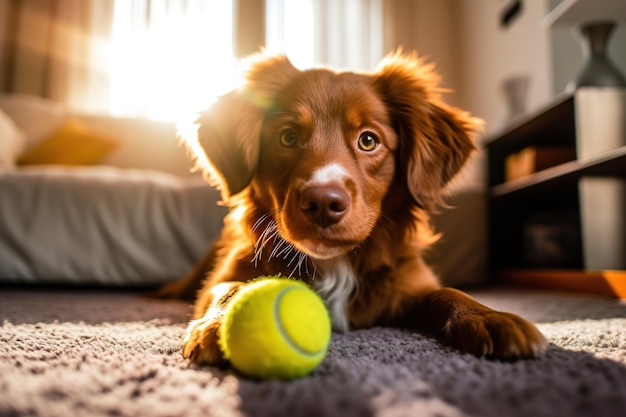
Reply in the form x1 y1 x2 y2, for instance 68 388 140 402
0 1 11 91
383 1 555 187
383 0 462 106
382 0 487 188
453 0 553 136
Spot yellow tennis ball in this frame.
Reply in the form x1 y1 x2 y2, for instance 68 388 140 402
218 277 331 380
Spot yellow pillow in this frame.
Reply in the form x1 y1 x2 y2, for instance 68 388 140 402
17 118 120 166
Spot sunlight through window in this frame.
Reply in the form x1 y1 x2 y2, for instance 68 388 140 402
108 0 235 121
266 0 383 72
265 0 315 69
106 0 382 121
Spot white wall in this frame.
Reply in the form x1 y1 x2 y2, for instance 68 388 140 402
453 0 553 136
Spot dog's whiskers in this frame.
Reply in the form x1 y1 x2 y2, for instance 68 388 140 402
251 213 316 279
278 244 293 259
289 252 308 278
310 260 318 280
252 217 313 279
269 237 288 261
251 213 272 234
302 254 315 279
286 251 298 268
253 219 279 266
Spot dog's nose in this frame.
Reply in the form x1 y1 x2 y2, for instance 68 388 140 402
300 186 350 227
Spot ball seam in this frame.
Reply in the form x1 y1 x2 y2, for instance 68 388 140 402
274 287 324 357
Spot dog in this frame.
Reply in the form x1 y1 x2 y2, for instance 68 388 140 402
158 51 547 365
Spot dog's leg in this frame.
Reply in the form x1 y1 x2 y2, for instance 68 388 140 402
414 288 547 359
182 281 245 365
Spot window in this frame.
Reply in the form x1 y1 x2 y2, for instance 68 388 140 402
105 0 383 121
265 0 316 69
107 0 235 121
266 0 384 71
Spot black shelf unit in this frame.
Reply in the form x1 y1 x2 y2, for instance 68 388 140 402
485 91 626 275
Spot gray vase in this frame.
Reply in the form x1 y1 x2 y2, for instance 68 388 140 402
572 21 625 89
501 75 530 121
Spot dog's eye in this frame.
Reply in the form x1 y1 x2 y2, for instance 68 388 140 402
357 132 379 152
279 130 299 148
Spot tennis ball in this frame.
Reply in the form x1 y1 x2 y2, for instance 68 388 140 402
218 277 331 380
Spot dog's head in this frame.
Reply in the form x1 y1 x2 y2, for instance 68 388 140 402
182 52 481 260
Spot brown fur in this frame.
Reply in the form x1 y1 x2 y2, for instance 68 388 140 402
157 52 547 365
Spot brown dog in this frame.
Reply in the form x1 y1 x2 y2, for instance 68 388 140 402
160 52 547 365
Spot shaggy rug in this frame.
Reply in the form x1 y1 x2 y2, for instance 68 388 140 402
1 286 625 417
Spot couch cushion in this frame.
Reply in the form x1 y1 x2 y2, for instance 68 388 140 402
17 118 120 166
0 94 66 149
0 109 26 169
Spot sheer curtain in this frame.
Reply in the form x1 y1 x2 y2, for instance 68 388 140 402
1 0 387 119
0 0 235 120
266 0 384 71
0 0 114 113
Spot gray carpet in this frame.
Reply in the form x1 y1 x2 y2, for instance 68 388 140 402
1 286 625 417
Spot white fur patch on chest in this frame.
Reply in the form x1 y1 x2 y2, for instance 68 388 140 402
312 256 357 333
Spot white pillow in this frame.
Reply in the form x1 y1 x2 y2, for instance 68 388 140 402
0 94 66 150
0 109 26 169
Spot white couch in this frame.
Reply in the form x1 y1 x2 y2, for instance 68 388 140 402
0 94 226 287
0 94 486 288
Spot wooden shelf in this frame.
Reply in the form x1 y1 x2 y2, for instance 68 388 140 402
491 145 626 198
485 92 577 187
483 92 575 150
498 268 626 299
486 1 626 297
543 0 626 28
486 90 626 290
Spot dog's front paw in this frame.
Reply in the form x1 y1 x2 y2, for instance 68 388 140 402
182 315 226 366
446 311 547 360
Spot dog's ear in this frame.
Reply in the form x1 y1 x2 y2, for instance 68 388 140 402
179 54 300 202
373 51 482 210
